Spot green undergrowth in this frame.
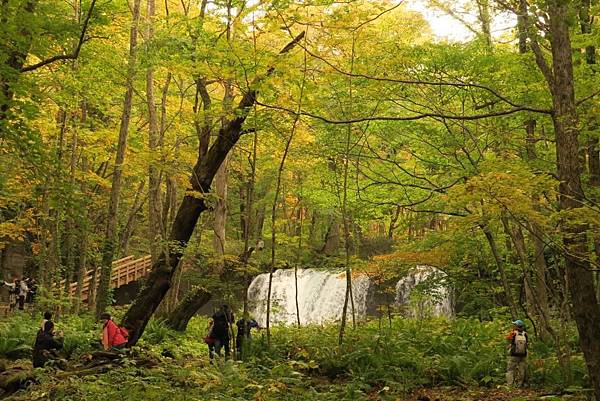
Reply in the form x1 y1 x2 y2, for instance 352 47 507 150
0 312 590 401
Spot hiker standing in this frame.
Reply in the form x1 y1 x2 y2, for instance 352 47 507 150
32 312 64 368
236 317 259 357
26 278 37 304
100 313 128 351
209 305 234 359
3 280 17 311
506 319 528 387
17 278 28 310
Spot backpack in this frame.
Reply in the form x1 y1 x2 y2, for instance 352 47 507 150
511 331 527 356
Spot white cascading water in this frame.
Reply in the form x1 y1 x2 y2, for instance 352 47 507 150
247 269 370 327
395 265 453 318
247 266 452 326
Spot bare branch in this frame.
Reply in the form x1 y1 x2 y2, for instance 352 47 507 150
20 0 97 73
256 100 550 124
298 42 552 114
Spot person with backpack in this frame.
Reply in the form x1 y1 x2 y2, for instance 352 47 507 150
26 278 37 304
100 313 128 351
506 319 528 387
209 305 234 359
17 278 28 310
3 279 18 311
236 317 259 358
32 312 64 368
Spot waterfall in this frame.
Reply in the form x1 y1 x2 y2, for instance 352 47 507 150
247 266 452 326
247 269 370 326
395 265 453 318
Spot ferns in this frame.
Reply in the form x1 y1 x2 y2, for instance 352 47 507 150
0 314 589 400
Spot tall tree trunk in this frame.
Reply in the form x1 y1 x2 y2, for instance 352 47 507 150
295 186 303 327
146 0 162 263
0 0 38 135
579 0 600 301
96 0 142 316
266 32 307 346
388 205 402 239
480 223 518 319
119 181 147 254
339 36 356 345
73 224 88 313
266 108 301 347
212 156 229 267
524 118 551 336
64 128 79 295
523 2 600 396
476 0 492 48
321 217 340 255
123 33 306 344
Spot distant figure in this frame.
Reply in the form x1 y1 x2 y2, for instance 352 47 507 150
236 317 259 357
100 313 128 351
506 319 528 387
32 312 64 368
209 305 234 359
17 278 28 310
26 278 37 303
204 318 216 359
3 279 19 311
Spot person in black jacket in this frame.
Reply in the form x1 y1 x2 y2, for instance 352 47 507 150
32 312 64 368
236 317 259 358
210 305 234 359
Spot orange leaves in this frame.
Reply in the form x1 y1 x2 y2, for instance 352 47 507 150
373 250 449 267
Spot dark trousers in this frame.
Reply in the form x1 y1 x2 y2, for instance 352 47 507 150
18 295 25 310
208 338 230 359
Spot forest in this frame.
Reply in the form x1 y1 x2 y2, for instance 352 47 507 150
1 0 600 400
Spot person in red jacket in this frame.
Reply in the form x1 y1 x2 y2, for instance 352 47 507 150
100 313 128 351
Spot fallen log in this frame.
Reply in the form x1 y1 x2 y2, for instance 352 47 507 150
0 366 36 396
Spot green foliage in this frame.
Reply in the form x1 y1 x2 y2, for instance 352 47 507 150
0 314 589 400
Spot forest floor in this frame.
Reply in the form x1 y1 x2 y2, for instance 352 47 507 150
0 313 592 400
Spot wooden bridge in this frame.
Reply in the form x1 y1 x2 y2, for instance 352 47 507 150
60 255 152 302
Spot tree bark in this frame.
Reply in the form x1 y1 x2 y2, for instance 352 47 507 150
165 288 212 331
122 32 306 344
339 37 356 345
212 156 229 267
524 2 600 397
119 181 147 254
579 0 600 302
146 0 163 264
165 248 254 331
96 0 142 317
480 223 518 319
0 0 38 135
321 216 340 255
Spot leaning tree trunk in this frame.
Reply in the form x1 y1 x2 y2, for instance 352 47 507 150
165 248 254 331
95 0 142 317
122 33 305 344
165 288 212 331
